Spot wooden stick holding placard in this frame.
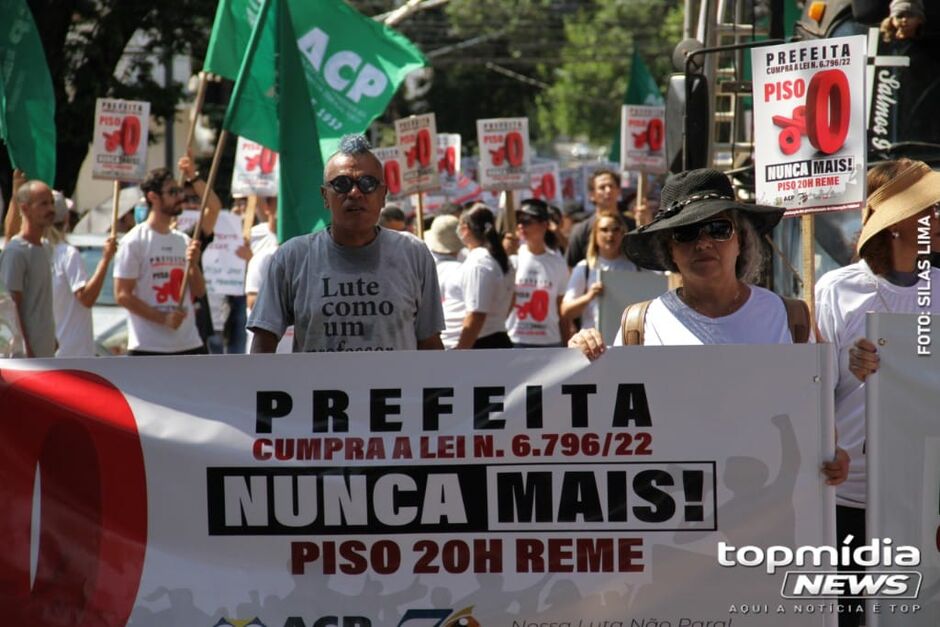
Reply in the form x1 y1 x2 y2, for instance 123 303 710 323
415 192 425 239
504 189 516 234
177 129 230 304
109 180 121 238
243 194 258 242
801 215 816 321
177 72 210 186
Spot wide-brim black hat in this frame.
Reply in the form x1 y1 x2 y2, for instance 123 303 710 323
624 168 784 270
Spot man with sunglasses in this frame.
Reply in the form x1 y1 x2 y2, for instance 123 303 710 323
113 167 207 355
249 135 444 353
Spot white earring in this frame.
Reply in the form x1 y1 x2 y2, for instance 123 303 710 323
890 230 900 239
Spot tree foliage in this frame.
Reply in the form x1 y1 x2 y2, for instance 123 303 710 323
1 0 217 200
535 0 684 145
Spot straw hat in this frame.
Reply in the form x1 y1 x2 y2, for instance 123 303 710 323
857 160 940 254
424 214 462 254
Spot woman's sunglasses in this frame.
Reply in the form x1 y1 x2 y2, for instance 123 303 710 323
326 175 381 195
671 218 735 243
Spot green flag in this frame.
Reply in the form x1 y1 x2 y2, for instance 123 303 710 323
0 0 56 185
223 0 427 241
204 0 257 80
609 50 664 163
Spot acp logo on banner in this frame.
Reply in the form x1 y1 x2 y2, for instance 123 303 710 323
396 606 480 627
0 369 148 625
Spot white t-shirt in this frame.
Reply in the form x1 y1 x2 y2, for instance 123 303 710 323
461 247 515 340
816 260 940 509
245 235 292 353
506 246 570 345
113 222 203 353
564 256 639 330
432 254 465 349
250 222 277 254
52 242 95 357
613 286 795 346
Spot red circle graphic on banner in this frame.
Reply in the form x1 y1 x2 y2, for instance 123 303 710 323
0 369 148 625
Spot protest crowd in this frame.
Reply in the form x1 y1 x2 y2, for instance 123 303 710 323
0 0 938 625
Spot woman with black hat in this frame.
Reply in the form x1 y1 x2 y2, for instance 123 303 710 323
568 168 794 352
815 159 940 627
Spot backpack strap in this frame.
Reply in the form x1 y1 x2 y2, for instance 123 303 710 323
780 296 811 344
620 300 652 346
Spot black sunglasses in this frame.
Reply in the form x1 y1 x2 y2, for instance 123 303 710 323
671 218 735 243
326 175 382 195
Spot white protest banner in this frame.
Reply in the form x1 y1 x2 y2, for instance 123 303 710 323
621 105 667 174
373 146 407 200
476 117 531 190
437 133 462 195
521 161 562 205
595 270 669 343
751 36 867 215
0 346 837 626
91 98 150 181
560 167 586 208
395 113 440 194
202 211 247 296
867 313 940 627
231 136 279 196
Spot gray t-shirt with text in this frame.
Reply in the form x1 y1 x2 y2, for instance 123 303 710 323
248 228 444 352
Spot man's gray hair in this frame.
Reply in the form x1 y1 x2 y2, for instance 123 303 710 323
14 180 49 205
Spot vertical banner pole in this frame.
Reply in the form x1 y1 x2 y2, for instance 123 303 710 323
416 192 426 238
177 72 210 186
178 129 230 304
243 195 259 242
109 180 121 238
504 189 516 233
801 214 816 321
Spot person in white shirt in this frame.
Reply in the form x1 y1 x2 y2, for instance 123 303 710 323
454 204 515 349
506 199 570 347
113 167 206 355
48 191 116 357
815 159 940 627
424 214 465 349
245 196 292 352
561 212 638 330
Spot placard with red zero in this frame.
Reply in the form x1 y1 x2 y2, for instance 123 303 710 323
437 133 462 195
231 136 279 197
92 98 151 182
620 105 667 174
476 117 531 191
0 368 147 625
750 35 867 215
521 161 562 205
395 113 441 195
373 146 407 200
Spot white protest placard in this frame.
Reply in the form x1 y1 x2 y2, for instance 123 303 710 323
395 113 440 194
867 313 939 627
201 211 247 296
476 117 531 190
373 145 407 200
231 136 279 196
0 346 837 626
595 269 670 342
437 132 462 195
560 167 586 208
620 104 667 174
751 36 867 215
521 161 562 205
91 98 150 182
